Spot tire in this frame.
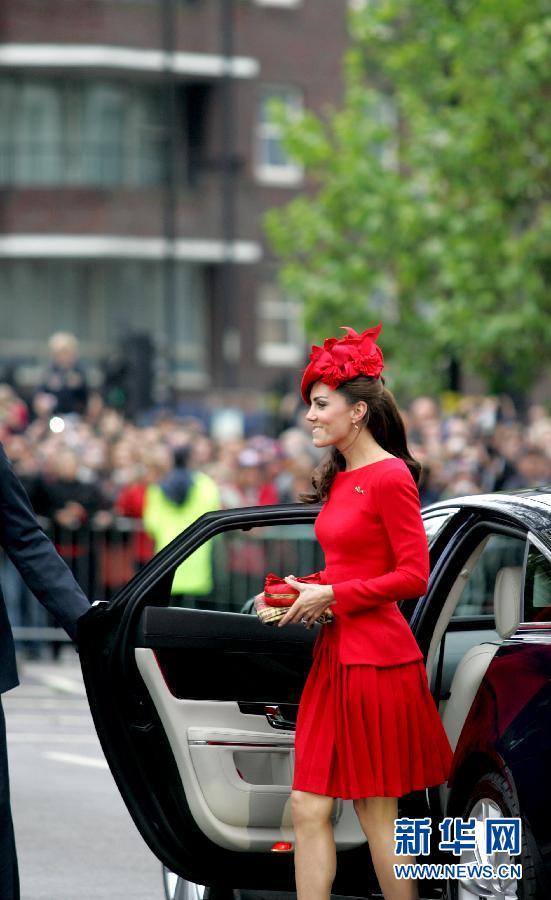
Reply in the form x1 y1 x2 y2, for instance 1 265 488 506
449 771 538 900
162 866 206 900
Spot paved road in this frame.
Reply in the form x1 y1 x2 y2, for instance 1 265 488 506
4 649 164 900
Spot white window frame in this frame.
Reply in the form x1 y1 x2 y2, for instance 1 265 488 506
369 92 399 172
256 287 304 366
253 0 301 8
254 86 303 186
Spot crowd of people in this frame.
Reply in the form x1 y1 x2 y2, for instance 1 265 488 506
3 382 549 528
1 332 551 649
2 343 551 520
1 335 550 515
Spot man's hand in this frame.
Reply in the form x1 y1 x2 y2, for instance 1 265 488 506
278 577 335 629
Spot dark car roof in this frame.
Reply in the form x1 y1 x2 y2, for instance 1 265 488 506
423 486 551 545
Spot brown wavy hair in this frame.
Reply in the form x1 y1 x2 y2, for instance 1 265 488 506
301 376 421 503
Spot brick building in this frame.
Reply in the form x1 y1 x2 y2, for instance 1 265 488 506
0 0 348 409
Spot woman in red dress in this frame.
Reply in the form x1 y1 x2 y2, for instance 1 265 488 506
278 324 453 900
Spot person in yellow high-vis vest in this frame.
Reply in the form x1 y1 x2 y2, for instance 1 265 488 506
143 446 220 605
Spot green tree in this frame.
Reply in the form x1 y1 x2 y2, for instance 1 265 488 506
265 0 551 397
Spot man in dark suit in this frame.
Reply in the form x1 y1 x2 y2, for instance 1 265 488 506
0 442 90 899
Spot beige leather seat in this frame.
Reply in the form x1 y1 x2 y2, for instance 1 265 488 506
442 566 522 751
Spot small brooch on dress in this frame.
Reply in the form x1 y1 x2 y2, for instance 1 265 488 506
354 486 365 494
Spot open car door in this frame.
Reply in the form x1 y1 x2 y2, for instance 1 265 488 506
78 504 376 897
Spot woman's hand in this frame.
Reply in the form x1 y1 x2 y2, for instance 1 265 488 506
278 577 335 629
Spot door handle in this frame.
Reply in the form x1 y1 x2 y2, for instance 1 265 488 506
265 705 296 731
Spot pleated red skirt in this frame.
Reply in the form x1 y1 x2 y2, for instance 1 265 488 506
293 627 453 800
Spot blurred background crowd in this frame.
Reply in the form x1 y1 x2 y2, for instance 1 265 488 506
2 331 551 657
2 332 550 525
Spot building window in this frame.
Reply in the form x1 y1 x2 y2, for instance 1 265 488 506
173 264 208 387
256 283 304 365
0 260 207 388
0 76 167 188
348 0 379 9
253 0 302 7
255 86 303 185
11 82 64 185
369 92 399 171
82 84 125 186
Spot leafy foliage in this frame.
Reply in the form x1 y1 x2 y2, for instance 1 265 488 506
265 0 551 396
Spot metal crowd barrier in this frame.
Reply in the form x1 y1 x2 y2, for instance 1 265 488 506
1 516 149 651
1 518 324 648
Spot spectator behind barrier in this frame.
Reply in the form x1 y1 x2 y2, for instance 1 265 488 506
143 445 221 607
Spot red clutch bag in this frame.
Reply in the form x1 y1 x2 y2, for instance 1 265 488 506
263 573 301 607
255 572 334 626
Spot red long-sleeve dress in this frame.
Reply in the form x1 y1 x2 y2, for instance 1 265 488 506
292 457 453 799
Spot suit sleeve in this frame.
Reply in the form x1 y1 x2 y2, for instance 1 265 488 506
331 466 429 615
0 445 90 640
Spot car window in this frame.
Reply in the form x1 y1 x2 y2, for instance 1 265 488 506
423 511 457 545
452 533 526 618
171 523 324 614
523 544 551 623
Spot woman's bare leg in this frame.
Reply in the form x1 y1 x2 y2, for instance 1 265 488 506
354 796 418 900
291 790 336 900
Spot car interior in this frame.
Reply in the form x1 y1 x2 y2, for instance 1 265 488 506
424 530 527 806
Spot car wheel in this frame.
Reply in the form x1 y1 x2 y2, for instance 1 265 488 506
450 772 537 900
162 866 205 900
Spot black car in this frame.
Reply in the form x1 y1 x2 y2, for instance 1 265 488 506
78 489 551 900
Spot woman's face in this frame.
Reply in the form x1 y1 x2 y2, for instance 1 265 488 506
305 381 356 450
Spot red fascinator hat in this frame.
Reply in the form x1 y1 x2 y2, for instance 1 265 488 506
300 323 385 403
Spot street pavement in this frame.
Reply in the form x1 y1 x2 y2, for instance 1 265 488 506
4 648 164 900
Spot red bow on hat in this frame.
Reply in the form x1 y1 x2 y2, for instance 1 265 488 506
300 324 385 403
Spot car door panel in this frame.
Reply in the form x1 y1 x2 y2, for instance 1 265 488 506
79 504 375 894
139 606 314 703
81 607 373 884
135 608 365 853
136 646 297 849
